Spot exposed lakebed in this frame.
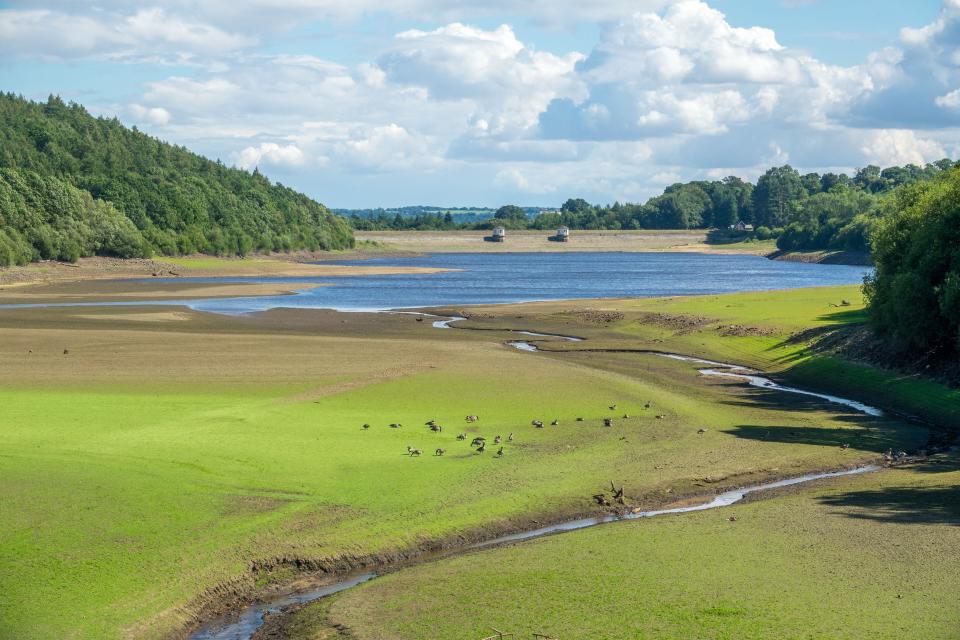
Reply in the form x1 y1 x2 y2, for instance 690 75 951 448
189 317 887 640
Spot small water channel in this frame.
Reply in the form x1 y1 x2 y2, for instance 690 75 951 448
189 462 879 639
504 340 883 418
189 316 886 640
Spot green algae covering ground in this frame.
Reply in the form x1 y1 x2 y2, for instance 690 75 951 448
317 453 960 640
0 283 953 639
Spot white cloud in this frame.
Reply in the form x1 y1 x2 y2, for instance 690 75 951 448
935 88 960 109
494 167 532 191
129 104 172 126
334 123 442 170
848 0 960 128
0 7 254 61
860 130 946 167
6 0 672 31
133 53 460 174
235 142 306 169
539 1 876 141
378 23 584 137
16 0 960 207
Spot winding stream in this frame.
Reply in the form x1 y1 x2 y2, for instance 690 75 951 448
188 315 887 640
189 464 879 640
505 340 883 418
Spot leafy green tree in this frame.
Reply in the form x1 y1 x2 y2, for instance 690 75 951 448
753 165 805 228
865 169 960 358
821 173 849 192
645 184 711 229
560 198 591 214
494 205 526 221
711 190 739 228
854 165 887 193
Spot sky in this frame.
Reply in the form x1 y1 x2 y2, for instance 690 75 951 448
0 0 956 208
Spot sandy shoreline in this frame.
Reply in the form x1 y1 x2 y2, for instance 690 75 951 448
0 255 455 304
354 229 770 254
0 254 451 288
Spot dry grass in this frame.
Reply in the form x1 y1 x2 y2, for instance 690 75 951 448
356 230 770 254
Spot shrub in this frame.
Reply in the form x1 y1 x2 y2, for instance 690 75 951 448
865 170 960 357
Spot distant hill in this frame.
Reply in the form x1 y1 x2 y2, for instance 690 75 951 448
0 94 352 266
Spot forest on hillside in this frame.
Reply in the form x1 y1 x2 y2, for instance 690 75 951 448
0 94 353 266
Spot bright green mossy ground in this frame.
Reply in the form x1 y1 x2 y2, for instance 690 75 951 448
616 286 960 427
450 285 958 427
318 452 960 639
0 283 952 638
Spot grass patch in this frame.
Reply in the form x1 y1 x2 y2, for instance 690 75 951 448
0 284 953 638
452 285 959 427
324 453 960 639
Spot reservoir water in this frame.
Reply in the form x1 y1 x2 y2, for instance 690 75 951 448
179 252 870 314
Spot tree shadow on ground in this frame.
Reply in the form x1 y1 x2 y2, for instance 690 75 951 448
705 229 749 245
712 384 887 420
726 424 907 454
818 485 960 525
814 309 869 325
899 454 960 474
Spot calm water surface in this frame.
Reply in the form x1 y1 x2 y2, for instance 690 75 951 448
184 252 871 314
0 252 871 314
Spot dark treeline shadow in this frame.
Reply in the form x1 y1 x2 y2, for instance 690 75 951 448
713 385 890 422
818 484 960 526
726 424 909 454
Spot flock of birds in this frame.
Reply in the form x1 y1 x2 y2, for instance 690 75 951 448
361 401 673 460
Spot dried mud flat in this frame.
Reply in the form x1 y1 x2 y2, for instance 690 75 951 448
0 253 452 290
354 229 742 253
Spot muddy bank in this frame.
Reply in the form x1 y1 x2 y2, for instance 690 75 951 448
0 281 331 305
185 463 883 640
0 253 453 290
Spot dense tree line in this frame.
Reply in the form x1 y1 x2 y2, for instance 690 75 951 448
536 163 955 253
0 168 146 264
352 162 957 256
0 93 352 266
343 205 550 229
865 168 960 361
349 211 459 231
